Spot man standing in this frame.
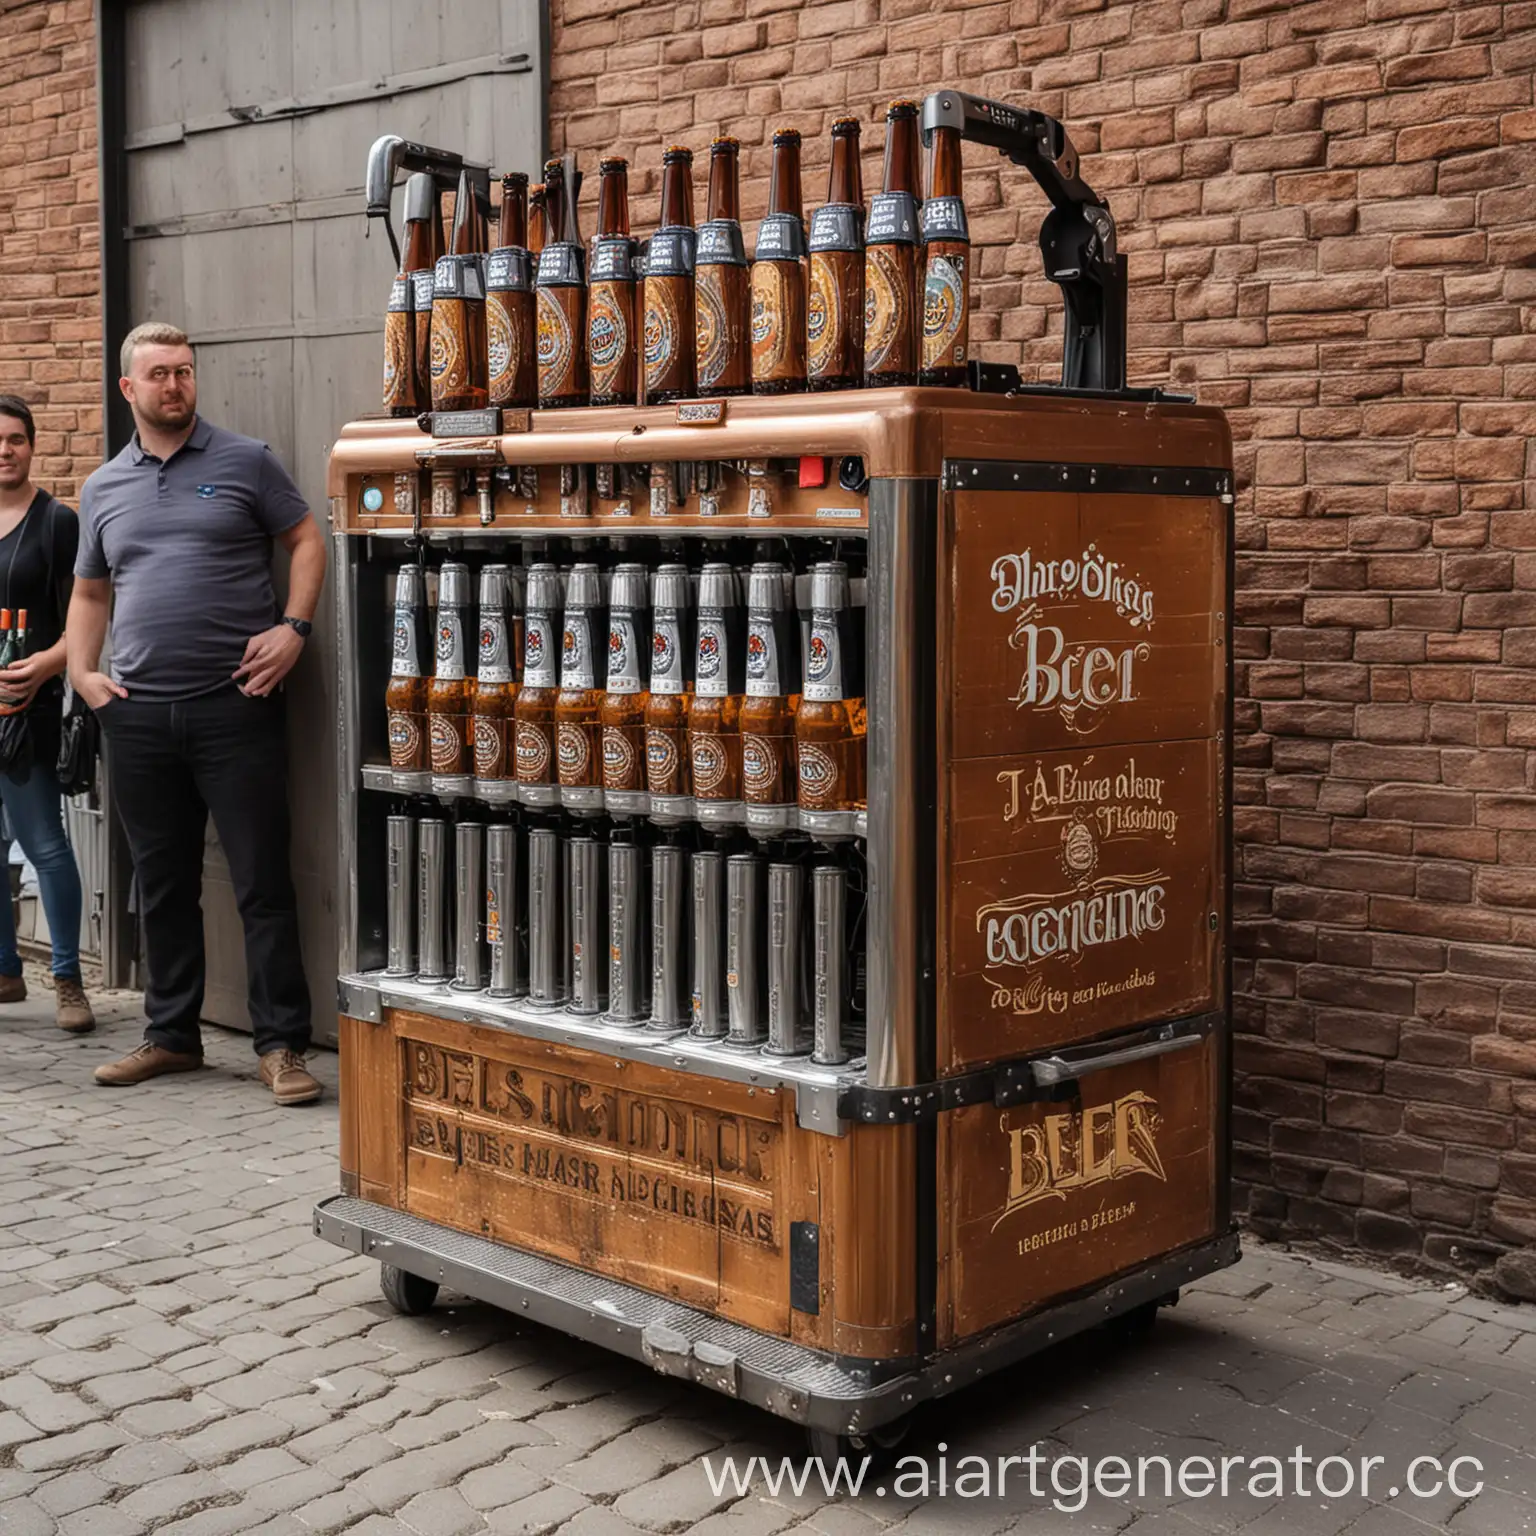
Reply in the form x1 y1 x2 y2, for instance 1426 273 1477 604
67 323 328 1104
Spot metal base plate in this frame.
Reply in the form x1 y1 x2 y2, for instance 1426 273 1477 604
314 1194 1239 1436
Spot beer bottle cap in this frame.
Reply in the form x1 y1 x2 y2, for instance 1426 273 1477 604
831 116 861 135
662 145 694 163
887 99 919 116
566 561 604 608
599 156 628 172
436 560 472 607
393 564 425 606
610 562 650 611
747 561 790 614
652 562 692 610
530 183 546 201
697 561 738 610
710 135 740 152
478 564 510 606
772 127 802 146
810 559 850 612
526 562 563 613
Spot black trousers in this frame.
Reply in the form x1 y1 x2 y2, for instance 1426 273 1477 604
98 688 311 1057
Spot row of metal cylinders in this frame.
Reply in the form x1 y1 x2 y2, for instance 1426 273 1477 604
386 816 853 1065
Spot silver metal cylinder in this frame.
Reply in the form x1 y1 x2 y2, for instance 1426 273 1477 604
690 850 727 1038
648 844 688 1030
610 561 649 613
764 862 809 1056
725 853 765 1047
525 561 563 615
652 561 692 612
607 842 648 1023
384 816 415 976
404 172 434 225
812 866 850 1065
437 559 472 608
810 559 850 611
698 561 737 610
568 835 607 1015
487 824 522 998
416 819 449 983
565 560 603 611
451 822 486 990
527 827 565 1005
393 562 425 609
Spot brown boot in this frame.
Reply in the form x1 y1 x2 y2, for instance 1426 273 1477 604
94 1041 204 1085
55 978 95 1035
260 1049 323 1106
0 972 26 1003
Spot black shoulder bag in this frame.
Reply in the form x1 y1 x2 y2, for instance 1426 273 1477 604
43 501 99 796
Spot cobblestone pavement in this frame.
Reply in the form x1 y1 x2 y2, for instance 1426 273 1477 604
1 974 1534 1536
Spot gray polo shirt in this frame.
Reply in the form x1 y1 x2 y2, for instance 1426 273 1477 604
76 417 311 700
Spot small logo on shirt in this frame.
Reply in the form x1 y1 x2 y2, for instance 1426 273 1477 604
196 484 217 499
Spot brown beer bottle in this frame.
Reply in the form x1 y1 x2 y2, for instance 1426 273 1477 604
471 565 516 781
427 561 474 777
411 179 445 409
695 136 750 397
645 563 694 806
751 129 807 395
601 562 650 799
741 562 799 813
385 564 428 772
864 100 922 387
807 117 865 391
384 173 433 416
796 561 866 812
429 170 489 413
643 147 697 404
528 183 547 256
487 172 536 410
537 157 588 409
921 122 970 387
556 562 605 798
514 563 562 803
589 158 639 407
688 561 745 812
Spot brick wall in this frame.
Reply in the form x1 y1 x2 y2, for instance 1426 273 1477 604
551 0 1536 1293
0 0 100 500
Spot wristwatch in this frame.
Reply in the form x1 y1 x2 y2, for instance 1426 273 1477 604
282 616 313 639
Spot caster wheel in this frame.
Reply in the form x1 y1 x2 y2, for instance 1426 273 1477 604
380 1262 439 1316
806 1412 912 1464
1109 1291 1176 1343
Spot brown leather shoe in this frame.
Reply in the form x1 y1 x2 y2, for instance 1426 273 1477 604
55 978 95 1035
0 972 26 1004
94 1041 204 1085
260 1049 322 1106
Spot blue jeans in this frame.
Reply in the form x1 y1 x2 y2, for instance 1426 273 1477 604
0 761 82 980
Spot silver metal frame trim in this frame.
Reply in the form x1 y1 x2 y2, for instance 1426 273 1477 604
334 529 361 976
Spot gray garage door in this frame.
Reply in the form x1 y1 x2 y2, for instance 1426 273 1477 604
109 0 546 1039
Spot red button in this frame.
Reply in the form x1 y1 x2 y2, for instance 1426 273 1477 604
798 456 827 489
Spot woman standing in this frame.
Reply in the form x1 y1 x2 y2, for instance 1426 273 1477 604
0 395 93 1033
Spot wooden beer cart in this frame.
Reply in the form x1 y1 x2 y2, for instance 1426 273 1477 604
315 91 1238 1451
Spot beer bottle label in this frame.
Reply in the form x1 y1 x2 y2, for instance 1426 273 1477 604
392 605 422 678
742 733 791 803
809 205 861 253
561 612 597 689
473 715 506 778
745 617 782 697
429 712 466 774
591 236 636 283
479 610 513 684
690 732 733 797
387 275 412 314
537 287 578 403
808 253 861 381
603 726 644 791
694 267 734 391
515 719 553 782
588 282 632 400
536 243 585 286
697 219 747 267
867 191 919 246
864 245 915 377
695 610 731 699
923 250 969 372
411 269 436 313
922 196 970 243
487 291 528 404
429 298 469 398
388 710 425 770
754 212 806 263
383 307 414 409
646 228 697 278
803 616 844 701
646 726 687 795
432 254 484 302
651 612 687 695
644 277 687 396
435 608 466 681
606 613 645 695
798 742 841 808
557 721 596 784
487 248 533 291
524 613 557 688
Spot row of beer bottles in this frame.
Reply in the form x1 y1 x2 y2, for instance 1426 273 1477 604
385 812 864 1063
388 558 867 815
382 103 970 416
